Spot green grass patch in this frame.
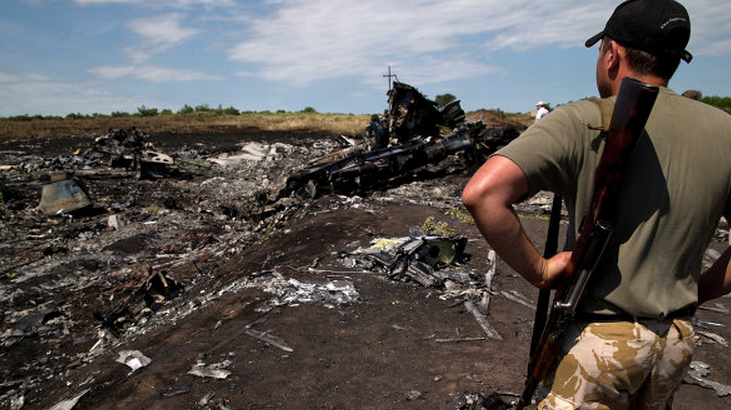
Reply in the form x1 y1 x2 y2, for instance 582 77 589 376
444 208 473 224
420 216 457 237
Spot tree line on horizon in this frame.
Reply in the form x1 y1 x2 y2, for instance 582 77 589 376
0 103 326 122
2 94 730 122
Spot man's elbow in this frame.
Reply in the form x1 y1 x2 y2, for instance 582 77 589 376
462 155 530 214
461 180 484 214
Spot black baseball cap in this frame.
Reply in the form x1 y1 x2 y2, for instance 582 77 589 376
585 0 692 63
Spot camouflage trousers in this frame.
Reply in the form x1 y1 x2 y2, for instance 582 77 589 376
537 318 694 410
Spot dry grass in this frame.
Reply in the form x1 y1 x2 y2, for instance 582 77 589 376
465 109 533 128
0 112 372 142
0 110 532 143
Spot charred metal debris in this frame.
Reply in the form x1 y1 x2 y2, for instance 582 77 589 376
35 127 177 217
341 228 469 288
279 82 523 199
1 83 521 353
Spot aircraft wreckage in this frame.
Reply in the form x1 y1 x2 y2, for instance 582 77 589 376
279 82 524 199
33 82 524 221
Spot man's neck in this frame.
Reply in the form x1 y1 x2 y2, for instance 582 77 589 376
613 68 668 95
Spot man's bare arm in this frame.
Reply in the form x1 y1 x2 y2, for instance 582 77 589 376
462 155 569 289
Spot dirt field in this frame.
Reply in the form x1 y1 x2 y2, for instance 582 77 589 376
1 126 730 410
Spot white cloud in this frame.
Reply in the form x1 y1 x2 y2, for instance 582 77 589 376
9 0 731 116
73 0 147 4
483 2 610 51
134 65 223 82
125 13 199 61
88 65 137 80
226 0 612 87
89 64 222 82
695 38 731 57
0 64 220 116
0 75 136 116
0 72 21 82
0 72 52 84
684 1 731 57
225 0 731 89
89 13 214 82
73 0 234 6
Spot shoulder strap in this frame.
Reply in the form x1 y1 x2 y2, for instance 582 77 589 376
587 97 615 131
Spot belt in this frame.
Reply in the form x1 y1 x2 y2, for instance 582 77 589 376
665 305 697 319
575 305 696 322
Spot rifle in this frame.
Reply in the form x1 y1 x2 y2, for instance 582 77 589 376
529 194 563 357
515 77 659 410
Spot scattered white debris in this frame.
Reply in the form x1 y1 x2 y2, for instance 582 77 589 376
48 389 90 410
188 363 231 379
686 361 731 397
116 350 151 373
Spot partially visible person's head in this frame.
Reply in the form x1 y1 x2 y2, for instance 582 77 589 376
682 89 703 101
371 114 379 122
587 0 692 83
536 101 545 108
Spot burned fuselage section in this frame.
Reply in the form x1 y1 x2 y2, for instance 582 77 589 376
388 82 443 144
281 82 523 199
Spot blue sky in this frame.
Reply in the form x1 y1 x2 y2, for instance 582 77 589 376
2 0 731 117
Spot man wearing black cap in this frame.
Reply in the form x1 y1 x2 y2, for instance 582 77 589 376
462 0 731 409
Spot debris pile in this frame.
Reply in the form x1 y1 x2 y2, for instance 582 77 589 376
82 127 175 179
343 228 468 288
280 82 523 199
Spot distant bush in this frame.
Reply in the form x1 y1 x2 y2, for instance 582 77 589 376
702 96 731 114
302 107 317 113
221 106 240 116
3 114 33 121
137 105 158 117
178 104 195 115
435 93 457 109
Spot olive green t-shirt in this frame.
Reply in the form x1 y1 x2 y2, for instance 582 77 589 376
497 88 731 318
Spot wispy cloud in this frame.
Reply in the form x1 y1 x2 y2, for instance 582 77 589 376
89 65 222 82
73 0 147 5
0 72 21 82
0 72 136 116
226 0 609 87
89 12 215 82
128 13 198 47
125 13 199 62
73 0 234 6
695 38 731 57
0 72 52 84
226 0 731 89
6 0 731 116
685 1 731 56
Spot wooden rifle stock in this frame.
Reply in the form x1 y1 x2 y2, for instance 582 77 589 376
515 77 659 409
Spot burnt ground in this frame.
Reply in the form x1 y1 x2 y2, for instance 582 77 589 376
1 127 731 410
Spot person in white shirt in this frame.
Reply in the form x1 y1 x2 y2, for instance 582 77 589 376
535 101 549 122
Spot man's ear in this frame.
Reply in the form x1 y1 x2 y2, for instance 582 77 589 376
606 40 621 71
